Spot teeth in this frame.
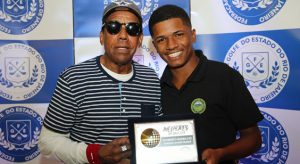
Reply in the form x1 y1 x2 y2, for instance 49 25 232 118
168 51 181 58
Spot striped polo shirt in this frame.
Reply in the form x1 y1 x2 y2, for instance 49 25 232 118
43 55 162 144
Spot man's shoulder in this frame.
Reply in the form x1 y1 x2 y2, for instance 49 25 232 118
202 58 243 80
134 62 156 73
196 50 232 71
133 62 159 80
60 57 98 77
204 57 234 71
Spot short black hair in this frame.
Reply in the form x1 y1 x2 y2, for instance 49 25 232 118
148 5 191 36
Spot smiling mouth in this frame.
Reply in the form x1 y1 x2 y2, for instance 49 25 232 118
116 46 129 49
168 51 182 58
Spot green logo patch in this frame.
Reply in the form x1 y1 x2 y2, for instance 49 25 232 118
191 98 206 114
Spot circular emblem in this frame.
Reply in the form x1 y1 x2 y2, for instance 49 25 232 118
222 0 286 25
141 128 160 148
224 35 289 103
0 0 44 34
0 43 47 101
240 111 289 163
103 0 159 29
0 106 43 162
191 98 206 114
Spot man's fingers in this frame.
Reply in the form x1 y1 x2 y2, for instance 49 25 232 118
100 139 132 163
120 150 132 159
120 145 128 152
115 137 130 145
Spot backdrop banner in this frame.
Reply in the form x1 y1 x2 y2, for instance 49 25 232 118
0 0 73 164
192 1 299 163
0 0 299 163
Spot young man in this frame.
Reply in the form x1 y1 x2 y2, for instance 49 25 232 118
39 1 162 163
149 5 263 164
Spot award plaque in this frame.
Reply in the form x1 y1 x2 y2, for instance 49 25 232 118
128 116 199 164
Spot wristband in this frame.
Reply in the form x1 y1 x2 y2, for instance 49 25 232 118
86 144 101 164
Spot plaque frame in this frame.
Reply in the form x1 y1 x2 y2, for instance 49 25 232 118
128 115 199 164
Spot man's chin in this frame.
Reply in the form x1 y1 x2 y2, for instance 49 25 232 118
168 65 185 70
166 61 184 69
115 59 133 66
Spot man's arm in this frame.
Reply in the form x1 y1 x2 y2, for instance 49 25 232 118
201 125 261 164
39 126 132 164
38 126 88 164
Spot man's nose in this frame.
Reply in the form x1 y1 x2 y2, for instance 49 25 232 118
118 26 129 40
166 36 178 50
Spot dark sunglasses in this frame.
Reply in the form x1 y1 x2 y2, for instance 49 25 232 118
102 21 142 36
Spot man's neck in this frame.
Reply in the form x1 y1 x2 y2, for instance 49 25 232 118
171 54 199 90
100 55 132 74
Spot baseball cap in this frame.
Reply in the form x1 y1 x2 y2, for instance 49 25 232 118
102 0 142 23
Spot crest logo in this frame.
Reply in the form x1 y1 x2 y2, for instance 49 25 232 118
0 106 43 162
239 111 289 163
5 57 29 82
242 52 269 81
222 0 286 25
191 98 206 114
224 35 289 103
103 0 159 29
7 120 31 145
113 0 132 6
0 43 47 101
0 0 44 34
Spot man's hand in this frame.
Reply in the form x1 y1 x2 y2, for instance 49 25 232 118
98 137 131 164
201 148 223 164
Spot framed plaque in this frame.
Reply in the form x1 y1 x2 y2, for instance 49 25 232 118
128 115 199 164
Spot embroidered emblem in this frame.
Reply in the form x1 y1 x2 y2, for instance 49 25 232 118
191 98 206 114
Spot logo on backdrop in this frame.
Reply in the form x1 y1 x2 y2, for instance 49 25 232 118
0 43 47 101
240 111 289 163
0 106 43 162
222 0 286 25
0 0 44 34
135 42 166 78
103 0 159 28
224 35 289 103
133 55 144 65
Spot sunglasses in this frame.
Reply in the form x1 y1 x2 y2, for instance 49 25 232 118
102 21 142 36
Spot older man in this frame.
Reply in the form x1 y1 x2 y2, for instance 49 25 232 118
39 1 162 163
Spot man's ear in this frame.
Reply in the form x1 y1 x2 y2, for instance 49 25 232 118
152 40 158 50
192 29 196 43
138 34 143 47
100 31 104 45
